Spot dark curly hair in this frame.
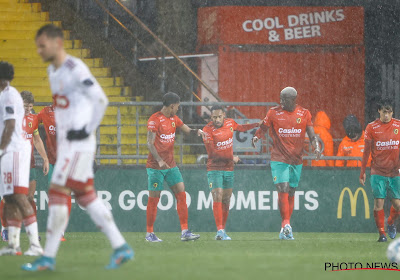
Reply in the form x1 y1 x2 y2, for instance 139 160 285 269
0 61 14 81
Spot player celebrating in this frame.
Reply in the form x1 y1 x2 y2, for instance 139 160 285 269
252 87 321 240
22 24 133 271
21 91 49 216
202 105 259 240
37 103 72 241
146 92 203 242
0 61 43 256
360 98 400 242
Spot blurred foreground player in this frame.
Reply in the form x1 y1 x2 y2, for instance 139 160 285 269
0 61 43 256
360 99 400 242
203 105 259 240
22 24 133 271
252 87 321 240
145 92 204 242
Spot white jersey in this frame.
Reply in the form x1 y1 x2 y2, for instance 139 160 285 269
48 55 108 152
0 85 27 152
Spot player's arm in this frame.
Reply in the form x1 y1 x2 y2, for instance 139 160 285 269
147 130 169 169
33 131 49 175
359 139 372 186
235 122 260 132
306 125 322 160
179 124 206 140
67 70 109 141
252 118 269 148
0 119 15 156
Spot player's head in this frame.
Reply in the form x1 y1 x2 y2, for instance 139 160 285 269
280 87 297 112
377 98 393 123
210 105 226 128
0 61 14 91
21 91 34 116
35 24 64 63
162 92 180 116
343 115 362 141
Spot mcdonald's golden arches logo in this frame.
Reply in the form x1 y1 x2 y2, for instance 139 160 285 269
337 187 370 219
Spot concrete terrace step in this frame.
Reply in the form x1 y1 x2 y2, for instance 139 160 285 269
0 3 42 12
13 76 123 87
0 11 48 21
14 67 110 77
17 86 131 97
4 57 103 67
0 39 82 49
0 29 69 39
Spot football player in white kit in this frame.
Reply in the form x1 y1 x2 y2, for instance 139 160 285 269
0 61 43 256
22 24 133 271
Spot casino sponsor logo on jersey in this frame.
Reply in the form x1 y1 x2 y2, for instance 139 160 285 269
24 132 33 139
375 139 400 150
160 133 175 143
278 127 302 137
216 137 233 150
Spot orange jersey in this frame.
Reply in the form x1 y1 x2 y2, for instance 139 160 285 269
146 112 184 169
203 118 259 171
335 132 371 167
23 114 39 168
364 118 400 177
37 106 57 165
255 105 312 165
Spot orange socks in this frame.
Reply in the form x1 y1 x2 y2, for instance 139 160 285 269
278 192 290 227
388 206 400 226
374 209 385 235
288 195 294 218
222 202 230 229
175 192 188 231
213 202 223 230
146 197 159 233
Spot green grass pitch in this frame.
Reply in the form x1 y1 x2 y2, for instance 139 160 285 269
0 232 396 280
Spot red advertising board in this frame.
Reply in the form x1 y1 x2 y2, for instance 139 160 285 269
198 6 364 46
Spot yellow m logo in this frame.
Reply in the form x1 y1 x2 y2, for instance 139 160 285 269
337 187 370 219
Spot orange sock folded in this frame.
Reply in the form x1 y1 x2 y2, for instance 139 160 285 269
374 209 385 235
175 192 188 231
222 202 230 229
146 197 159 233
213 202 223 230
278 192 290 228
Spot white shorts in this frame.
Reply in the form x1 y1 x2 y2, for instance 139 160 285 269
51 150 94 191
0 142 31 197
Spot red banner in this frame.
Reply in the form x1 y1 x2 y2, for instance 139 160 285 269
198 6 364 46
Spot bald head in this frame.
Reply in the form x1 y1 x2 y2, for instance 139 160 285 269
280 87 297 98
280 87 297 112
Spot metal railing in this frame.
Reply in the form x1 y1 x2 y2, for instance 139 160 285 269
34 101 364 167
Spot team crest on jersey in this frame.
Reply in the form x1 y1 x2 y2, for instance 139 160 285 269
28 122 32 128
273 176 277 182
296 118 301 124
153 183 158 188
209 183 212 189
230 127 233 132
394 129 399 135
172 122 175 127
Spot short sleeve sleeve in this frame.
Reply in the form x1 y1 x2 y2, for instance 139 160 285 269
263 110 273 127
364 124 372 141
202 126 213 144
175 116 184 128
2 92 17 121
147 116 159 133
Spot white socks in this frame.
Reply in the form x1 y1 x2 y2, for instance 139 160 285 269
8 226 21 249
44 204 69 258
25 222 41 248
86 198 125 249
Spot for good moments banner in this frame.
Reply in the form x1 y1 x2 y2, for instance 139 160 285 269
33 167 376 233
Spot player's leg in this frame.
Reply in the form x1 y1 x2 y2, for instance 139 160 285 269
209 171 224 240
27 169 37 217
145 168 163 242
168 167 200 241
370 175 388 242
0 198 8 241
271 161 291 240
285 164 302 240
220 171 234 240
0 195 22 255
387 177 400 239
